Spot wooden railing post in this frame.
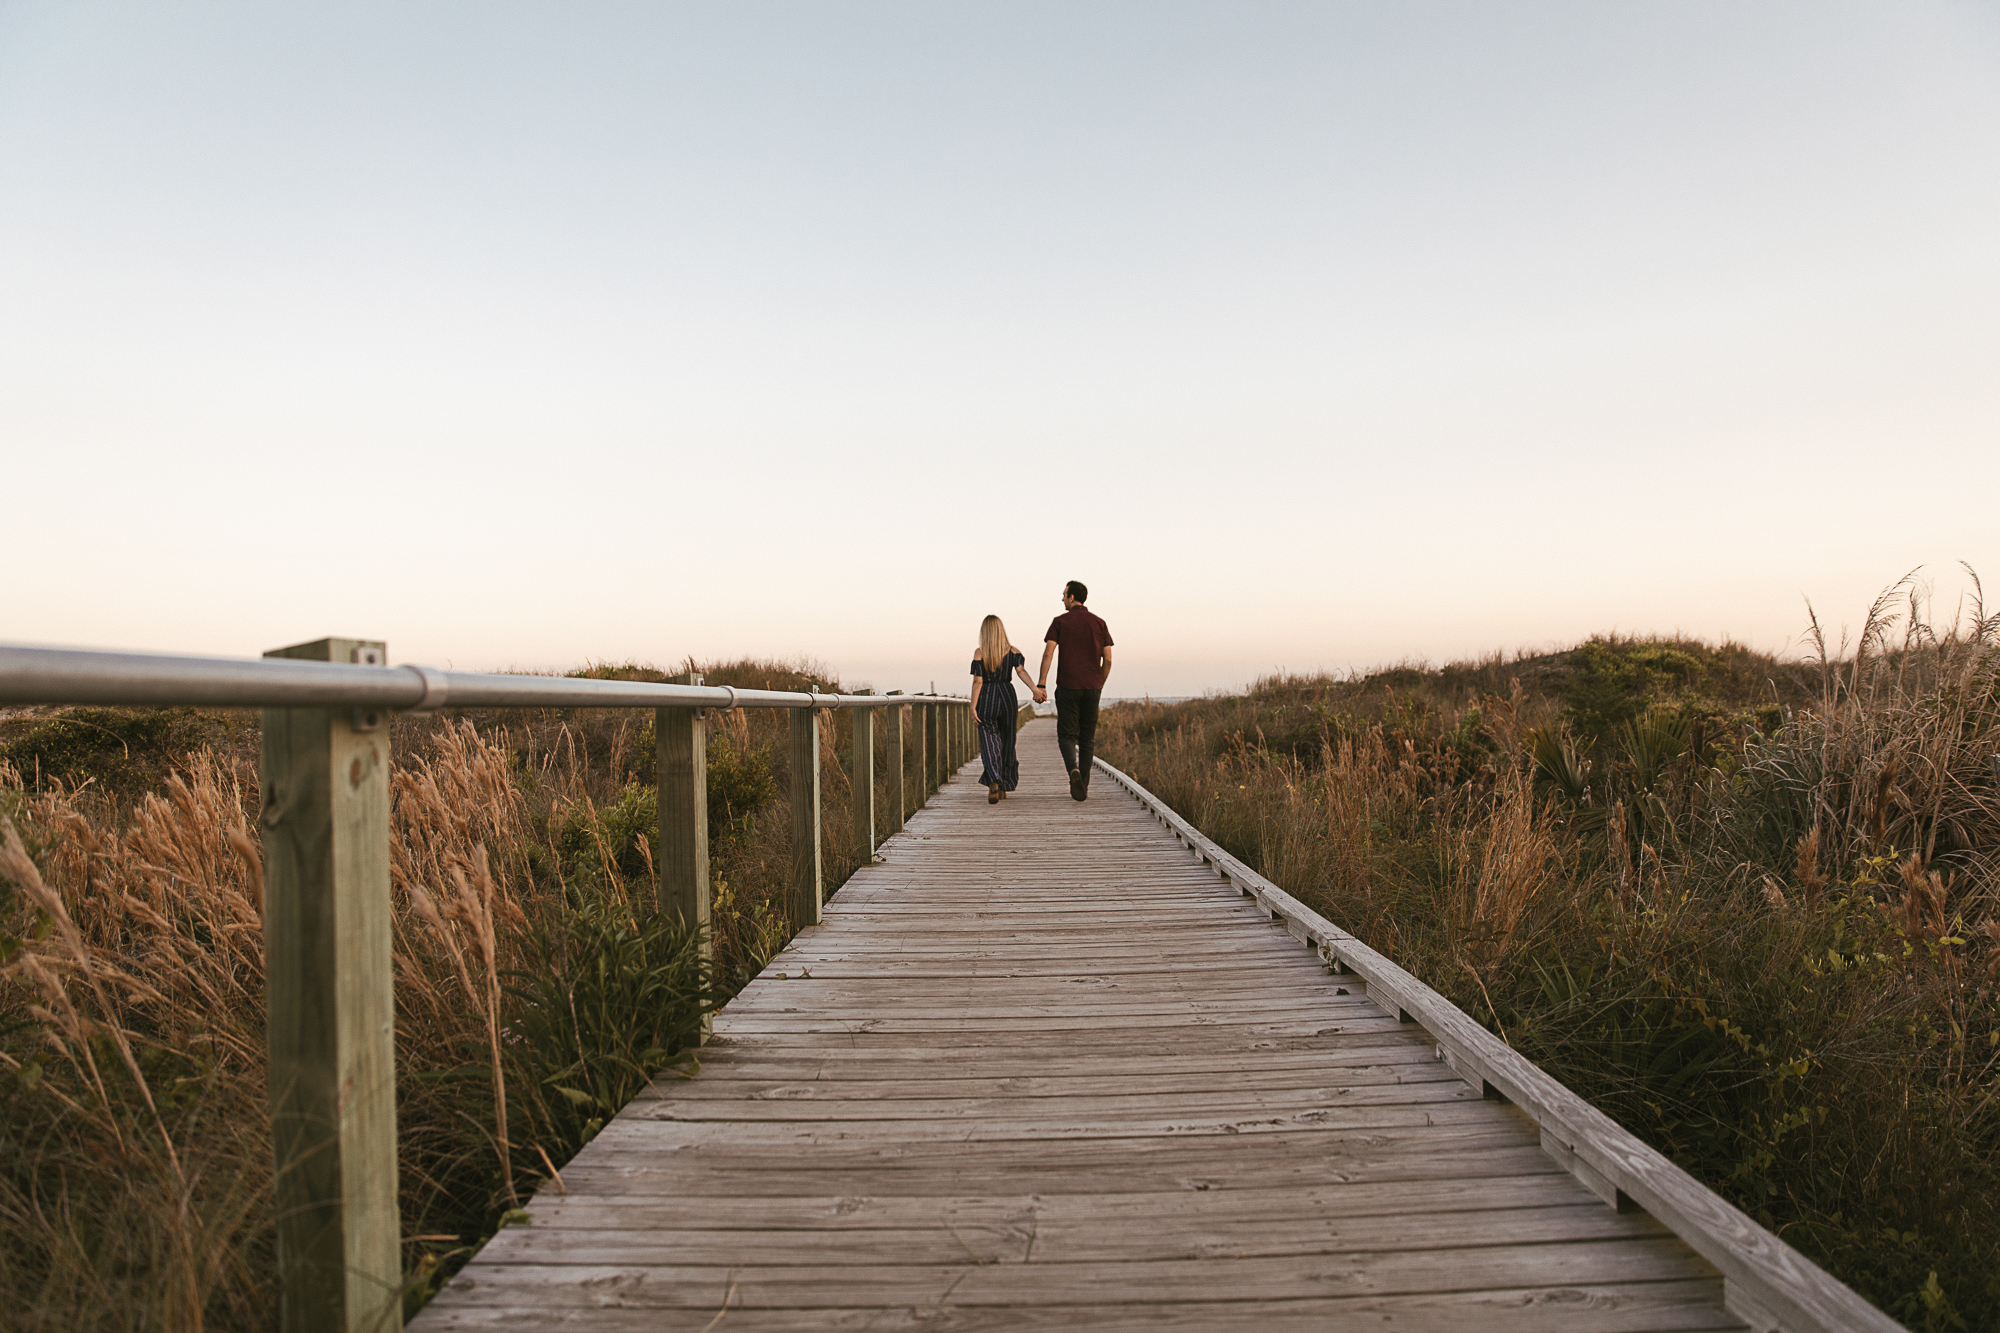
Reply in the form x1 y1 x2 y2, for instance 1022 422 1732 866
924 703 939 795
656 674 711 1042
788 705 822 927
851 705 874 859
885 700 906 832
260 637 402 1333
656 675 708 944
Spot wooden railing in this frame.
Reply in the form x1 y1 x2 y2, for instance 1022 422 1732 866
0 638 976 1333
1095 757 1902 1333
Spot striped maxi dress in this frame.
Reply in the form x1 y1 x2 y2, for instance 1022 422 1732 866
970 649 1023 791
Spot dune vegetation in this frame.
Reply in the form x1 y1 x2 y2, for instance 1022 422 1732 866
1097 577 2000 1331
5 577 1996 1330
0 658 897 1329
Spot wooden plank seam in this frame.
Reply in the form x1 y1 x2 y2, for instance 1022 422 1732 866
1092 756 1901 1333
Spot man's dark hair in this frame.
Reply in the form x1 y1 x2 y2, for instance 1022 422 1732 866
1065 580 1088 603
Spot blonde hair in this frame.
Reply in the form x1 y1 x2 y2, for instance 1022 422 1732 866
978 615 1009 670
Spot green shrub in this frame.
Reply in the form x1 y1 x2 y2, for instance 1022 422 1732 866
555 784 658 887
506 899 711 1157
706 739 777 844
0 706 243 794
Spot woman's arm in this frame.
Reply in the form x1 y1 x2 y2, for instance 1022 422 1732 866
970 652 984 718
1011 648 1037 693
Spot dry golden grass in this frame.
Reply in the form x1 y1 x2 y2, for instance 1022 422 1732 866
1099 583 2000 1329
0 654 898 1329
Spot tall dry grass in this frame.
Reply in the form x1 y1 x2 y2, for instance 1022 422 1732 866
1099 581 2000 1331
0 655 901 1329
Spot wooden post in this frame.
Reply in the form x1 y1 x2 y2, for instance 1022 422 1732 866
885 701 906 832
656 675 708 945
851 706 874 860
923 703 939 796
788 706 822 928
656 674 711 1043
261 637 403 1333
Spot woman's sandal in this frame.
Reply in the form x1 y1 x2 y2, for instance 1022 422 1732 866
987 786 1000 804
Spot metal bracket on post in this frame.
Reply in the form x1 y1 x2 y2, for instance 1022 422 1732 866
349 644 386 732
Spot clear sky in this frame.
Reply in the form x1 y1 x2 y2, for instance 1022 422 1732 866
4 2 1996 696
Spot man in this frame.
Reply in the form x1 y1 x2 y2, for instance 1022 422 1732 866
1037 580 1114 802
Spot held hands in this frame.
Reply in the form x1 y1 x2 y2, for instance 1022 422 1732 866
1032 686 1048 704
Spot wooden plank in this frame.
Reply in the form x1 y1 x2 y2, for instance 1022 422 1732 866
398 1282 1746 1332
471 1203 1676 1268
644 1056 1472 1096
408 1238 1723 1306
262 637 403 1333
629 1080 1484 1126
647 1044 1453 1083
514 1173 1602 1229
550 1139 1571 1199
699 1023 1432 1052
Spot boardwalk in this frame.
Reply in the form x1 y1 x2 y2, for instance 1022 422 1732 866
415 720 1742 1331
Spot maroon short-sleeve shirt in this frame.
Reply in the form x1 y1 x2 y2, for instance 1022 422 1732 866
1044 606 1114 690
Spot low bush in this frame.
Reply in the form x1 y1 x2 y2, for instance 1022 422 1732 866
0 706 252 795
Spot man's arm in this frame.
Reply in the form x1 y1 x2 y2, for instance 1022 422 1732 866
1098 644 1113 689
1036 641 1056 702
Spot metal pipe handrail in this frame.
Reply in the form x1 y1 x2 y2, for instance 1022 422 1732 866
0 644 966 712
1 633 979 1333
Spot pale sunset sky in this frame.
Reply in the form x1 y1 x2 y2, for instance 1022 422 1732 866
4 3 1996 696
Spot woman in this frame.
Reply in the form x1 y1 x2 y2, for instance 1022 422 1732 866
970 614 1037 804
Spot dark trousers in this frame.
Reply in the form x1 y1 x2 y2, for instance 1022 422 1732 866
1055 687 1101 781
978 706 1019 791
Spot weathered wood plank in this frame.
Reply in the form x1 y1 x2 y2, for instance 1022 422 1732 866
470 1203 1676 1268
403 1284 1745 1333
520 1173 1605 1229
416 1238 1724 1305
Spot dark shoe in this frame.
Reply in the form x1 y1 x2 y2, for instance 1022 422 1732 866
1069 769 1087 801
988 784 1000 804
